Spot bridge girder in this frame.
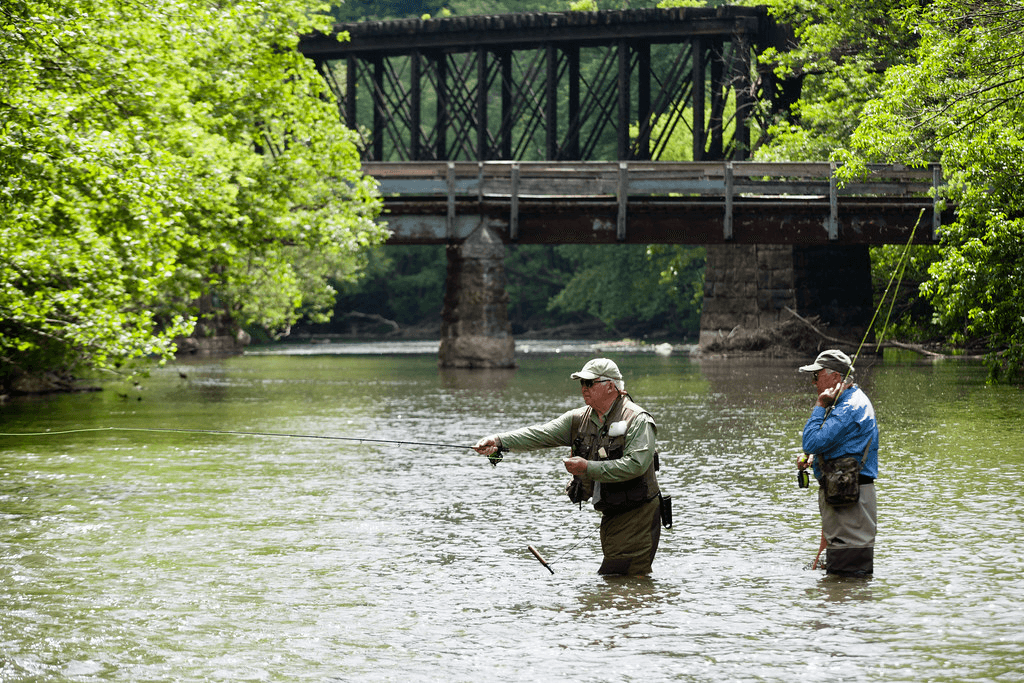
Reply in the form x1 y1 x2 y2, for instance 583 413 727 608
379 197 945 246
367 161 948 245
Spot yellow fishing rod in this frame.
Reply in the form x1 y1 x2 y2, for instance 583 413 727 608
820 208 923 422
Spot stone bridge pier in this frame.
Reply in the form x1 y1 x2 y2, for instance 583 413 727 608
438 238 875 365
700 244 874 349
438 224 516 368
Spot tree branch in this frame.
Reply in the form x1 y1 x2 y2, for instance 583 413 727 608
783 307 962 359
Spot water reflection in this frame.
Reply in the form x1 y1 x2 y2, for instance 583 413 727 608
1 349 1022 681
812 574 878 604
575 574 663 612
439 367 518 392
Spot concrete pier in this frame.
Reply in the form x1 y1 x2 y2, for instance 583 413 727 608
438 224 516 368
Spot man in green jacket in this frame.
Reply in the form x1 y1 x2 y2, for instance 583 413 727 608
474 358 662 575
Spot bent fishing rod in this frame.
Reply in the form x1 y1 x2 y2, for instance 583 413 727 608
0 426 508 465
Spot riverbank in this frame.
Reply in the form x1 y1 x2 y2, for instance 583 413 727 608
0 315 977 402
245 336 696 357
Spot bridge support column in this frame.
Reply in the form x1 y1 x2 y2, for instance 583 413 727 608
439 224 516 369
700 244 874 350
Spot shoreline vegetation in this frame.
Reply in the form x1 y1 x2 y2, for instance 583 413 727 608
0 317 987 402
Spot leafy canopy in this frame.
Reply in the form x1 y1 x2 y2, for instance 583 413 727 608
845 2 1024 379
0 0 385 390
760 0 1024 380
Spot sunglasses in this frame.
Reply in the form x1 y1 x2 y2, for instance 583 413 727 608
580 378 612 388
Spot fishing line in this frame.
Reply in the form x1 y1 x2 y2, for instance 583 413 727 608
527 507 601 574
820 209 923 421
545 531 594 565
0 426 503 460
848 208 922 374
874 217 920 354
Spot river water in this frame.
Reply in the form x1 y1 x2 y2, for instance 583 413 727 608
1 344 1022 682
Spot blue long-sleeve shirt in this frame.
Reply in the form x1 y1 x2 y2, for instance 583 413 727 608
802 385 879 480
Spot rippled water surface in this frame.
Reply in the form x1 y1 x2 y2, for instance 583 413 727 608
2 347 1023 682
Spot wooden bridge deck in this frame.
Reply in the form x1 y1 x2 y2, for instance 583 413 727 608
365 161 947 245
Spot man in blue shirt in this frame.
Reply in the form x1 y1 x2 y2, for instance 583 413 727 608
798 349 878 577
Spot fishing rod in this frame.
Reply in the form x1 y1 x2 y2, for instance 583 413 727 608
817 208 924 423
799 211 923 568
0 426 507 465
528 545 555 574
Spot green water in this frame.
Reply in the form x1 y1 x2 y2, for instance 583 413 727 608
1 348 1022 681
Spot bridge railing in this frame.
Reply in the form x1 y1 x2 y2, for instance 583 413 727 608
365 161 945 242
367 161 938 197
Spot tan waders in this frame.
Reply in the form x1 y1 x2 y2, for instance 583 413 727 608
598 495 662 575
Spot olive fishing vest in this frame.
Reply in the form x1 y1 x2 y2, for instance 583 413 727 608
570 395 660 513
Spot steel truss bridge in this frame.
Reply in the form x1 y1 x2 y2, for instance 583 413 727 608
297 8 946 362
298 6 797 163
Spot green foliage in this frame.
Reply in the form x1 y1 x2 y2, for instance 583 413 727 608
759 0 1024 381
869 244 942 344
0 0 385 391
838 1 1024 381
657 1 726 8
504 245 576 331
330 0 450 21
757 0 922 162
329 245 447 326
546 244 702 338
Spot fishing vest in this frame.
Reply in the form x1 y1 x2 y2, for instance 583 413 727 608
570 394 660 513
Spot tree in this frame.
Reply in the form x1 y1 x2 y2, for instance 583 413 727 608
756 0 924 162
505 244 581 333
844 1 1024 380
0 0 385 393
547 244 702 338
756 0 1024 380
330 245 447 329
761 0 1024 380
329 0 449 21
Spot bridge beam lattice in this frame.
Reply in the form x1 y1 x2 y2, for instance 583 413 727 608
299 7 797 163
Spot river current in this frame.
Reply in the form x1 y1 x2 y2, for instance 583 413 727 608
1 344 1022 682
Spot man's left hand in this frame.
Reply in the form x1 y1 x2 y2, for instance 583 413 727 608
563 456 588 476
816 381 852 408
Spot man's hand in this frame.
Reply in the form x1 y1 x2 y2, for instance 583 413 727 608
563 456 588 476
816 381 851 408
473 437 499 456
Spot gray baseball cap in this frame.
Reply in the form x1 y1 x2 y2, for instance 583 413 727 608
799 349 854 374
570 358 622 381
